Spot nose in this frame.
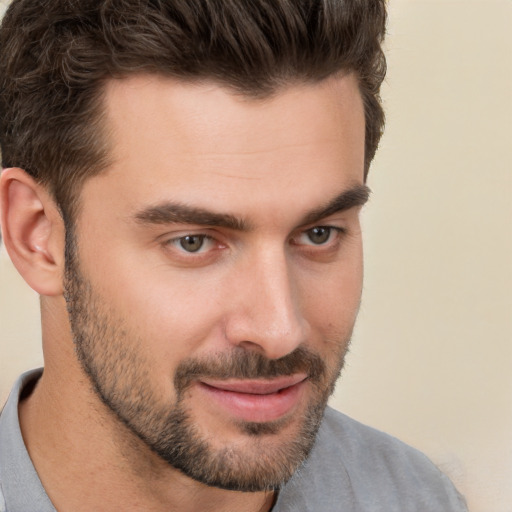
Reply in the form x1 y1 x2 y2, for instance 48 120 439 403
224 247 310 360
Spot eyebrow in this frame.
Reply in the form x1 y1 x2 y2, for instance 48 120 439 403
134 202 249 231
299 184 370 226
133 184 370 231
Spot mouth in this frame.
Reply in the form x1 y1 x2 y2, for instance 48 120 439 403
197 374 308 423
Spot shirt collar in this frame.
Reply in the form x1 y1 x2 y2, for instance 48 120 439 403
0 369 56 512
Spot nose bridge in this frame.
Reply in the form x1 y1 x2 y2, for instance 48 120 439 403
227 244 309 359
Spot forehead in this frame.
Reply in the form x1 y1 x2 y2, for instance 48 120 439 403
81 74 365 224
103 74 364 161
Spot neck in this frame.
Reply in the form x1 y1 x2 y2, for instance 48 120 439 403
18 366 276 512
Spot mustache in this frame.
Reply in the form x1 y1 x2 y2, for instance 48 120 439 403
174 346 326 394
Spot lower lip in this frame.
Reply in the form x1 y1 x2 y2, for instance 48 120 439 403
197 380 307 423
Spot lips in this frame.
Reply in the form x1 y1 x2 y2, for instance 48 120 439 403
201 374 308 394
197 374 308 423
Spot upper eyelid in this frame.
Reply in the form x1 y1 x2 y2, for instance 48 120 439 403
305 224 346 231
297 222 347 238
159 228 216 242
165 233 214 245
158 216 349 242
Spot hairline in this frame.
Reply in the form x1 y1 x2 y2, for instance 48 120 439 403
61 69 366 228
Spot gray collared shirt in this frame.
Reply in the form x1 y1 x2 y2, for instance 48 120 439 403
1 369 467 512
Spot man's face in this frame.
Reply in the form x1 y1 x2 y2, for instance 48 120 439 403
64 74 366 491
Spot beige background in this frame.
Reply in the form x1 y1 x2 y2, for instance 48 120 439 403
1 1 511 510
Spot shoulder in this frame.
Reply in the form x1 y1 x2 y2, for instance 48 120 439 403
318 407 459 488
275 407 467 512
318 407 443 471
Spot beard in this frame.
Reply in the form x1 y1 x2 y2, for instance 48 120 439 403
63 237 350 492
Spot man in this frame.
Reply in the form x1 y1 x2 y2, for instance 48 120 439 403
0 1 467 510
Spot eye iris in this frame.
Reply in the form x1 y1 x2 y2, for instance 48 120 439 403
180 235 204 252
308 227 330 244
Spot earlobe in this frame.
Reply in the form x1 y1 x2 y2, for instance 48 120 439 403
0 168 65 296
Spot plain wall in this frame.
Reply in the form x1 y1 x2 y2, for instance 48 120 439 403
1 1 511 510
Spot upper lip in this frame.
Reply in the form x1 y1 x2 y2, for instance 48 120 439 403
200 374 308 395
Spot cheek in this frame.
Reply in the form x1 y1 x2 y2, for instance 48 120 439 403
118 283 212 353
75 249 215 369
307 276 361 336
300 246 363 330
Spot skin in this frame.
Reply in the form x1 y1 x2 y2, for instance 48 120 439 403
0 73 366 512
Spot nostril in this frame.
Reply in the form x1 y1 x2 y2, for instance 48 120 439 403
237 340 267 354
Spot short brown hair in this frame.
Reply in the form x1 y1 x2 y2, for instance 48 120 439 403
0 0 386 221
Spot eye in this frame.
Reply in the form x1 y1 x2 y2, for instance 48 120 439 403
168 234 214 253
295 226 343 246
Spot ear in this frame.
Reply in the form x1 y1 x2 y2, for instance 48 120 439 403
0 168 66 296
